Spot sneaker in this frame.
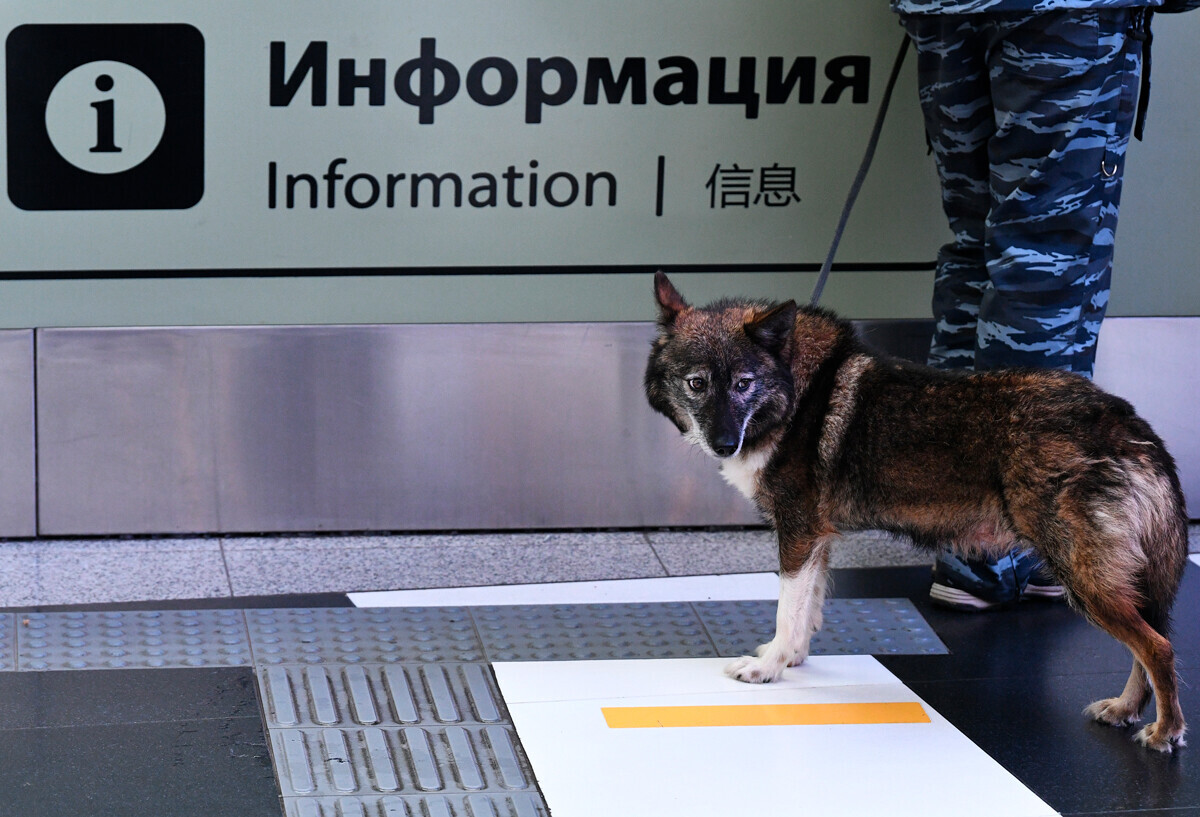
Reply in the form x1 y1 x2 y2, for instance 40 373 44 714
929 551 1021 611
1014 551 1066 600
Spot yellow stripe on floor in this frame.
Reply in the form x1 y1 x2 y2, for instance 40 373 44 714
602 702 930 728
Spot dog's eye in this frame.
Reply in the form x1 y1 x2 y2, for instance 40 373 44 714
686 377 707 392
735 378 754 392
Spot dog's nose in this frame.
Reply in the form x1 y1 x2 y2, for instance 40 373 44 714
712 438 739 458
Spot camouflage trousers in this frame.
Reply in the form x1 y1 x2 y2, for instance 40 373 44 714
901 9 1146 376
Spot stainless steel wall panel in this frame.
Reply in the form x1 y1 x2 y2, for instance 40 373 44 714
36 324 758 535
0 331 35 537
1094 317 1200 515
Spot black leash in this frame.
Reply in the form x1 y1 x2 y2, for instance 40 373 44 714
810 34 912 306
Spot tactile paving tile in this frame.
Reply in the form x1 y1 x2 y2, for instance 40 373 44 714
16 609 252 670
0 614 14 671
283 792 547 817
248 608 485 665
271 724 536 798
260 663 508 729
695 598 948 657
472 602 717 661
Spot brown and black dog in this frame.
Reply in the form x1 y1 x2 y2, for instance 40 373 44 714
644 272 1188 751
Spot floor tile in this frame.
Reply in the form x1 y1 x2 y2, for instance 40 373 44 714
17 609 251 670
282 792 547 817
225 541 667 596
909 670 1200 816
497 656 1055 817
247 608 485 665
695 598 948 657
0 666 278 817
647 529 776 575
34 542 230 606
258 663 507 729
0 613 13 670
0 717 280 817
0 667 258 729
473 603 717 662
270 724 534 798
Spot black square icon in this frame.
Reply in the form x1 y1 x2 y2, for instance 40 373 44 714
6 24 204 210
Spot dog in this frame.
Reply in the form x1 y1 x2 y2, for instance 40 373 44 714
644 272 1188 752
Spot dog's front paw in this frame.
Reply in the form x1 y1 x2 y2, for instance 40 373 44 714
725 654 785 684
1134 721 1187 753
753 641 808 667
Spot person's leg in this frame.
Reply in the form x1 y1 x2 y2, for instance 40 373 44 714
975 8 1143 378
902 14 993 371
904 15 1027 609
1072 11 1144 375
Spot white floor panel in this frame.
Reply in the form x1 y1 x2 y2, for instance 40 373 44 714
494 656 1058 817
349 572 779 607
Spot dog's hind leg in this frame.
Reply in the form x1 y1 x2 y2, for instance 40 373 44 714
1060 541 1186 751
726 536 832 684
1079 596 1185 751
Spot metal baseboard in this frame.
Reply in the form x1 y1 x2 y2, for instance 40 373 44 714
13 317 1198 536
0 331 36 538
34 323 755 535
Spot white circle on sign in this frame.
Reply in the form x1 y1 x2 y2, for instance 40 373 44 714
44 60 167 175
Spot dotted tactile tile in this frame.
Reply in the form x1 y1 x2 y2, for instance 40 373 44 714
695 598 949 657
260 663 508 729
16 610 251 670
0 614 14 671
271 725 537 798
283 792 547 817
472 603 717 661
248 608 485 665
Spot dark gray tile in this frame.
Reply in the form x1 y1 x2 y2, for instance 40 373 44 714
0 717 280 817
0 667 259 730
909 671 1200 816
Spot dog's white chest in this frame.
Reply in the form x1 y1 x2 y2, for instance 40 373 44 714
720 449 772 500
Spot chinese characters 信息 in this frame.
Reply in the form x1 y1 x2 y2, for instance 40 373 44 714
705 163 801 209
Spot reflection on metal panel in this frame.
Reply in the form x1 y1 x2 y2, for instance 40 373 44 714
0 331 35 537
1094 318 1200 515
36 324 759 535
33 318 1199 536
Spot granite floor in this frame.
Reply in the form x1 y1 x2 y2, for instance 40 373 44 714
0 525 1195 609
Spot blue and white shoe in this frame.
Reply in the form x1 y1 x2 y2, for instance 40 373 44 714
1017 552 1067 600
929 549 1064 611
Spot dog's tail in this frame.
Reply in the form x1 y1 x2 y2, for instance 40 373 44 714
1120 453 1189 638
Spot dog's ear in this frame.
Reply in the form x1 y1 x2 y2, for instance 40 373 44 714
654 271 688 328
745 300 797 358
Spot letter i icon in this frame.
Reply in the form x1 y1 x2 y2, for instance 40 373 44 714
90 73 121 153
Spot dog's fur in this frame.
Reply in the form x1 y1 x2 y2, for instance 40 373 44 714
644 272 1189 752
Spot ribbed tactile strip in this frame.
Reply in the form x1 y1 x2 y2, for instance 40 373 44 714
247 608 485 665
283 792 547 817
271 725 535 797
260 663 508 729
16 610 252 670
473 602 717 661
695 598 948 657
